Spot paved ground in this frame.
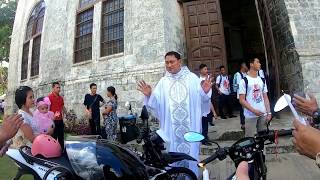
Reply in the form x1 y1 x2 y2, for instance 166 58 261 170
201 153 320 180
207 109 293 141
199 110 320 179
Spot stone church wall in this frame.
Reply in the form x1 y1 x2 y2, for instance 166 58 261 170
6 0 187 118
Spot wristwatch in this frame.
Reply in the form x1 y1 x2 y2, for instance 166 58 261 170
316 152 320 168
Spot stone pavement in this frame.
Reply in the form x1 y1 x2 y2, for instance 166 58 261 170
200 153 320 180
207 110 293 141
199 110 320 179
202 110 295 155
126 110 320 179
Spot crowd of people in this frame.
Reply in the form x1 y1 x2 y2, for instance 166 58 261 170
0 51 320 179
196 57 271 141
0 82 119 154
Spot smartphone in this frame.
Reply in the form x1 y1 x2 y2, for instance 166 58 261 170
283 93 307 125
0 139 12 155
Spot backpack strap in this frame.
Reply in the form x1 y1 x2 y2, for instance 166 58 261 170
218 75 222 88
243 77 248 100
240 72 244 79
260 77 266 92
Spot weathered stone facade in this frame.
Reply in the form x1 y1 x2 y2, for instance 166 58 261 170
6 0 320 118
266 0 320 98
7 0 186 117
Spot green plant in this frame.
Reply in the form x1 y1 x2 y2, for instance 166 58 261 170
0 156 33 180
64 109 91 135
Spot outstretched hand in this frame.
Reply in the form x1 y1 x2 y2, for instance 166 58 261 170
293 93 318 116
201 76 213 94
0 114 23 143
137 80 152 97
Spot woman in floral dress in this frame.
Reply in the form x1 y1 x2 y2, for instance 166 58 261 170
102 86 118 141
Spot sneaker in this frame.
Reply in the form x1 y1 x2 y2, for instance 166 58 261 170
209 122 215 126
221 116 227 119
229 115 237 118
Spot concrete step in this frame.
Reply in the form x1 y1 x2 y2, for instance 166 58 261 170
207 110 295 141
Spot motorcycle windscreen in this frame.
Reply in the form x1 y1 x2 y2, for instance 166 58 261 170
66 140 104 180
95 140 148 180
66 139 148 180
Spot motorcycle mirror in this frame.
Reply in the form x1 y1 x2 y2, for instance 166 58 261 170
140 105 149 120
184 132 204 142
274 94 291 112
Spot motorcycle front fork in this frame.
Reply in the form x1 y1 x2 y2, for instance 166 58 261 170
248 152 267 180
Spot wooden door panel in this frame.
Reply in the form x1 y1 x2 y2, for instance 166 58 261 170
183 0 226 75
190 46 222 58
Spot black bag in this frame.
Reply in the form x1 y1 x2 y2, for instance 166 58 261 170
119 115 139 144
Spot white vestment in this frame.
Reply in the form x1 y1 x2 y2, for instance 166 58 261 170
144 66 212 175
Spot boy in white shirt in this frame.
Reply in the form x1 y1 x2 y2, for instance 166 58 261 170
239 58 271 137
215 65 236 119
199 64 217 145
233 62 248 130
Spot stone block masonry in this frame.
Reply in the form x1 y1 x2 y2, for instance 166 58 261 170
265 0 320 100
6 0 187 118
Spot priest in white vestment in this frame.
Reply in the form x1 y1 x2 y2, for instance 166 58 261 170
138 51 212 176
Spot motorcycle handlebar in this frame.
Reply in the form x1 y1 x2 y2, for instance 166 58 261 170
199 147 227 167
199 129 293 167
276 129 293 137
256 129 293 142
199 153 219 167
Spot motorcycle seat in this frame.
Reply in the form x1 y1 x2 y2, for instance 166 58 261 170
19 146 74 172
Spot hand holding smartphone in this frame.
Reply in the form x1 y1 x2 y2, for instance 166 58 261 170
0 139 12 157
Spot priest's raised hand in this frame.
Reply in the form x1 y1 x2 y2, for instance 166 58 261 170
201 76 213 94
137 80 152 97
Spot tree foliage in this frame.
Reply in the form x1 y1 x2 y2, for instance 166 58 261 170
0 0 17 94
0 0 17 62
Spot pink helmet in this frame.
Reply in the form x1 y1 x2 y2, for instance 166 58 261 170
31 134 62 158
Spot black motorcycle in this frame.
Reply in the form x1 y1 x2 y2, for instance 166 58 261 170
135 105 198 180
185 128 293 180
6 105 197 180
6 135 151 180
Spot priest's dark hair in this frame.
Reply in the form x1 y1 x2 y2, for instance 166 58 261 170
165 51 181 60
